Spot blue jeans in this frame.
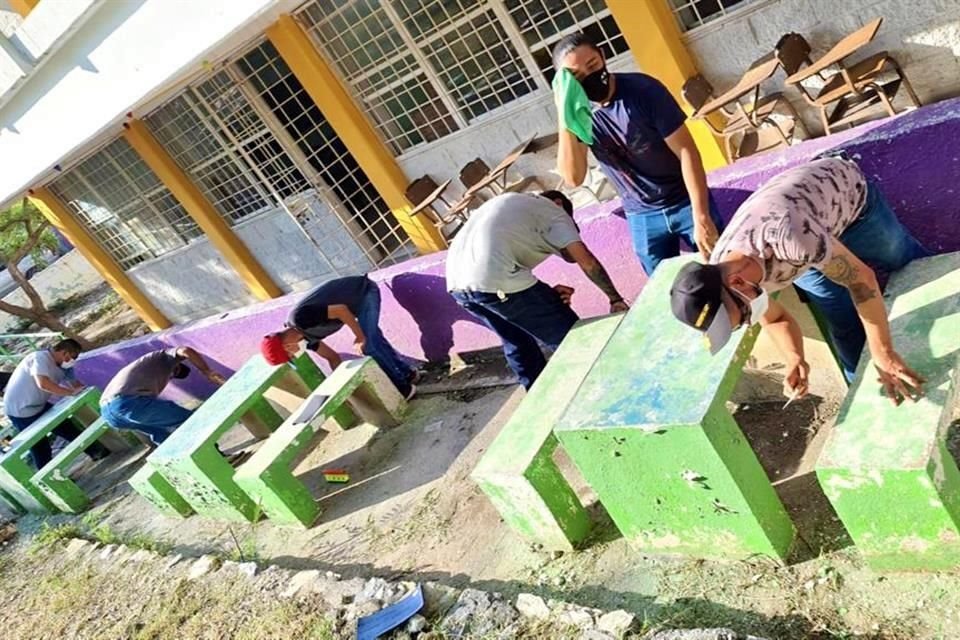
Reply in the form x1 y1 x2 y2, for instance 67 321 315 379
451 281 579 389
9 404 108 468
626 195 724 275
793 181 931 381
101 395 194 445
356 284 413 397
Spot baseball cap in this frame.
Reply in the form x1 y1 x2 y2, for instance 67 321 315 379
670 262 734 355
260 333 291 366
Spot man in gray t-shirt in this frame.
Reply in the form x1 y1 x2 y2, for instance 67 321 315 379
446 191 628 389
100 347 225 445
4 338 108 467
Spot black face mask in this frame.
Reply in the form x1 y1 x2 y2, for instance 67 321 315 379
580 66 611 102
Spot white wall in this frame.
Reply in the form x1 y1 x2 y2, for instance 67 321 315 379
0 0 308 208
684 0 960 135
395 55 640 198
0 249 104 330
128 197 374 323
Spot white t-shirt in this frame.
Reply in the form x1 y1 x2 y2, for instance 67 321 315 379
446 193 581 294
3 350 67 418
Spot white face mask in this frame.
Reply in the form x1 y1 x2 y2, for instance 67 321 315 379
733 283 769 326
61 359 76 370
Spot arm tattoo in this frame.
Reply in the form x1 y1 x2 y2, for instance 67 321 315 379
848 283 878 304
584 261 621 301
822 254 859 285
822 254 878 304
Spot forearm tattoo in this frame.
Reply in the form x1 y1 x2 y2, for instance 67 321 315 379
823 254 878 304
585 262 621 301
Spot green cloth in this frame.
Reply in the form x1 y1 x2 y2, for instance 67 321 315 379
552 68 593 145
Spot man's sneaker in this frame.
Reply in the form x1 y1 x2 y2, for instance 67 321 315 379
405 384 417 402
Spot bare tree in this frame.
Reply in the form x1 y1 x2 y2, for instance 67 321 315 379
0 197 92 349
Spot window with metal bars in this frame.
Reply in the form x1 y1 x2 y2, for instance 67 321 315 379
143 39 415 267
297 0 629 154
668 0 754 32
49 138 199 270
503 0 629 83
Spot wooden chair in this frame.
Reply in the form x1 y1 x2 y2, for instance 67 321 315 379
682 73 801 159
405 175 467 240
775 26 921 135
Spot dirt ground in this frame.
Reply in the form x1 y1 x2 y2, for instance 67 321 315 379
4 354 960 640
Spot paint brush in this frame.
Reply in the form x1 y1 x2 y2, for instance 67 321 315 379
782 387 801 410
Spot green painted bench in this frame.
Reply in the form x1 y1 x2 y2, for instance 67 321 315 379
555 256 795 560
471 316 622 551
145 352 336 522
0 388 103 513
128 464 194 518
816 252 960 571
235 357 406 528
31 417 111 513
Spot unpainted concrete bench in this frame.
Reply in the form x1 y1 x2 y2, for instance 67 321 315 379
145 352 329 522
555 256 795 560
471 315 621 551
816 252 960 570
31 417 110 513
235 357 406 528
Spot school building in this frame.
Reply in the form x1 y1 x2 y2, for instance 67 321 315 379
1 0 958 329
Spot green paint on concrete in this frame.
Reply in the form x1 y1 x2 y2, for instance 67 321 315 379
128 464 194 518
0 388 101 513
472 315 623 551
0 486 24 514
816 252 960 571
149 354 320 522
235 357 405 527
555 256 794 560
31 418 110 513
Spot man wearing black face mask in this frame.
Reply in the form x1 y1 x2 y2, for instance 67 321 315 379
553 33 722 276
100 347 226 445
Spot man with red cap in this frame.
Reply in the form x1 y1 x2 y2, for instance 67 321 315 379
260 275 417 400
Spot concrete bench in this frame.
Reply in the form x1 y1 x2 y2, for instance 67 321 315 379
235 357 406 528
146 352 332 522
554 256 795 560
0 388 103 513
471 315 621 551
128 464 194 518
31 417 110 513
816 252 960 571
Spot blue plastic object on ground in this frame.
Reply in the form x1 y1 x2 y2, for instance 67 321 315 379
356 584 425 640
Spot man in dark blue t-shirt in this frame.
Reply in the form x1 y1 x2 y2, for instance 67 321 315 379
259 275 417 399
553 33 722 275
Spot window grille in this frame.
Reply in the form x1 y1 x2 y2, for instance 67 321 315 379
668 0 753 32
503 0 629 82
49 138 198 269
298 0 631 153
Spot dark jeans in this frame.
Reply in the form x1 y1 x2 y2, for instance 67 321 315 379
451 281 579 389
101 395 194 445
626 194 724 275
356 284 413 397
8 404 109 468
793 181 931 381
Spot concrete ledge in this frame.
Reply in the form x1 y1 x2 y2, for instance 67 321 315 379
816 252 960 571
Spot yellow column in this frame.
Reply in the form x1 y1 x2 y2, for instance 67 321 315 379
123 119 283 300
606 0 728 170
10 0 39 18
29 187 172 331
266 14 447 254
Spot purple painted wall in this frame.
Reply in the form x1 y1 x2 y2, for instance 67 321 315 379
76 98 960 402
